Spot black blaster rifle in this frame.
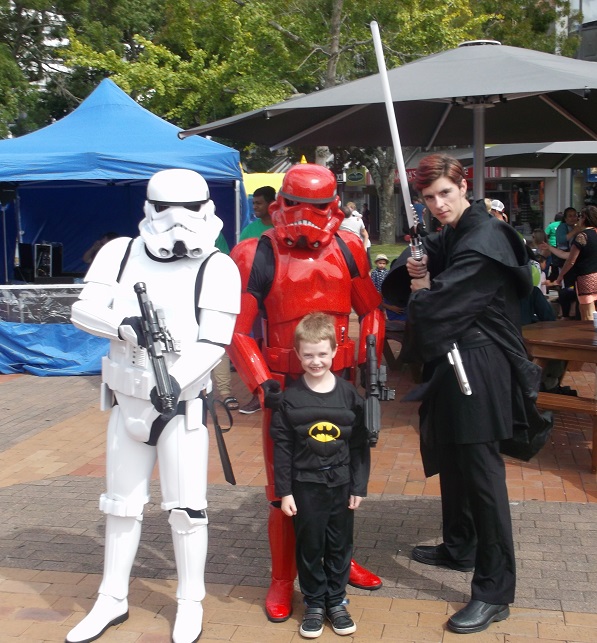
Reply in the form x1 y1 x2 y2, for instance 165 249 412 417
364 334 395 447
134 282 179 416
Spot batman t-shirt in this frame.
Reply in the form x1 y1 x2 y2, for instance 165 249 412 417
270 375 370 497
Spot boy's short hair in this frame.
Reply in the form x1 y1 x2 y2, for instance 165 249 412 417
294 312 337 351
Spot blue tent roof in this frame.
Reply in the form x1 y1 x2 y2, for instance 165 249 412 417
0 78 242 184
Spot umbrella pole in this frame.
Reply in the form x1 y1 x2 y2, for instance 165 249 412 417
473 105 486 200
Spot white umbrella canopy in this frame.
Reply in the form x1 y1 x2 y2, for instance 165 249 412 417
181 41 597 197
454 141 597 171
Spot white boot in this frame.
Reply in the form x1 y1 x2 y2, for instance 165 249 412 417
169 509 208 643
66 594 128 643
66 515 142 643
172 599 204 643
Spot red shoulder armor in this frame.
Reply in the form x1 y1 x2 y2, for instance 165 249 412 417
230 237 259 291
337 229 371 278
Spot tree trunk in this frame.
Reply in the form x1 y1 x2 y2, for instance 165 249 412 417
365 147 397 245
315 0 343 167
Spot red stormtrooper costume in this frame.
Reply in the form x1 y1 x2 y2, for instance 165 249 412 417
68 169 240 643
228 164 385 622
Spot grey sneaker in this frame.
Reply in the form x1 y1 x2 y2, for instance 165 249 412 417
300 607 325 638
239 395 261 414
326 605 356 636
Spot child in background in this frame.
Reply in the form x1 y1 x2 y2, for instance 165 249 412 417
538 254 549 295
370 253 389 292
270 312 370 639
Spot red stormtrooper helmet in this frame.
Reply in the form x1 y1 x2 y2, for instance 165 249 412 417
270 164 343 249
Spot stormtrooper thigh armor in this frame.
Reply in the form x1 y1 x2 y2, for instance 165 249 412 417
67 401 210 643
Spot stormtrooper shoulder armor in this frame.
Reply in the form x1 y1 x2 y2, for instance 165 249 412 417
197 252 241 316
84 237 135 286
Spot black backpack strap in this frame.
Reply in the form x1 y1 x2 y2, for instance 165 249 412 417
334 234 359 279
116 238 135 283
194 250 221 324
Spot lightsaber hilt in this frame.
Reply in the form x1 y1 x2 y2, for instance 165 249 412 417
410 236 424 261
447 342 473 396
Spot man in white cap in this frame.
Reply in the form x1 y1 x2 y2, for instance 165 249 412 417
490 200 508 222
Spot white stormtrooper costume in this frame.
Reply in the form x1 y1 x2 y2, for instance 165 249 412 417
68 169 240 643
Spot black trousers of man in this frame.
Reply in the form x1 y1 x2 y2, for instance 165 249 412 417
292 480 353 609
438 441 516 605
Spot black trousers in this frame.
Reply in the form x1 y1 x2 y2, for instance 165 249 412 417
438 441 516 605
292 480 353 609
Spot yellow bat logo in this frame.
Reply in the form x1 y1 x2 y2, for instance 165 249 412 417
308 422 340 442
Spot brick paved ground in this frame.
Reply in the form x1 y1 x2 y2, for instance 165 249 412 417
1 359 597 642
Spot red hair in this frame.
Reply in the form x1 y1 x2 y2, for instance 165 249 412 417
414 154 466 192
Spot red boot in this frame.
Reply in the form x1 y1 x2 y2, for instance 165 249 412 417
265 504 297 622
265 579 295 623
348 559 382 590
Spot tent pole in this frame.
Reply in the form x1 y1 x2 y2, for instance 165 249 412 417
473 104 486 200
1 205 8 284
235 180 241 244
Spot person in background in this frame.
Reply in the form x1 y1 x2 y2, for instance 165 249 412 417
239 185 276 241
541 207 581 319
340 202 369 247
484 198 492 214
238 185 277 414
537 254 549 295
544 212 565 281
271 312 370 639
545 213 563 248
490 200 508 222
83 232 119 265
413 196 426 224
554 205 597 321
370 253 389 293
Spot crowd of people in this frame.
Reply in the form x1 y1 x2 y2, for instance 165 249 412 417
68 158 567 642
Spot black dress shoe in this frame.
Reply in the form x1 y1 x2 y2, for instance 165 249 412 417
447 599 510 634
412 544 474 572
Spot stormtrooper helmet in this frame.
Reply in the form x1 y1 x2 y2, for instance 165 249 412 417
139 169 223 259
270 164 342 250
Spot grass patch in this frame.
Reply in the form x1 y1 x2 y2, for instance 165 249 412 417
370 242 407 265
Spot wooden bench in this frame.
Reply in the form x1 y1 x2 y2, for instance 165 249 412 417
536 392 597 473
383 327 422 382
383 327 405 371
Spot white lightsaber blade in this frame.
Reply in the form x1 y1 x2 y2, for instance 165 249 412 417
371 21 471 395
370 21 420 241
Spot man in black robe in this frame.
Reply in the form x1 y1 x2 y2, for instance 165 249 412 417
383 154 551 635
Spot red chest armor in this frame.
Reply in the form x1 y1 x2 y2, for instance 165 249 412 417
262 231 354 375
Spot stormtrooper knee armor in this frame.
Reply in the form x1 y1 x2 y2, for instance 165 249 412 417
169 508 209 643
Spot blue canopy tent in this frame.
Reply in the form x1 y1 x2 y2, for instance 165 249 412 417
0 78 248 280
0 79 248 375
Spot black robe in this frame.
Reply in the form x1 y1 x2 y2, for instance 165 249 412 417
382 201 552 475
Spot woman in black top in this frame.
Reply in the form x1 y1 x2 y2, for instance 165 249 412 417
554 205 597 320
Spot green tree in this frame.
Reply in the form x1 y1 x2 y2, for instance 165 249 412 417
2 0 582 245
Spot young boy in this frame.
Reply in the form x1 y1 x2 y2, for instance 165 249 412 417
370 253 389 292
270 312 371 639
